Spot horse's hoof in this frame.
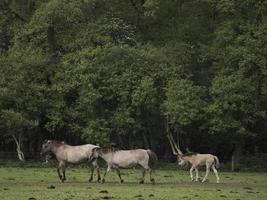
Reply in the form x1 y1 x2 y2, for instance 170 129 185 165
150 178 155 184
102 179 105 184
97 178 101 183
120 179 124 183
139 180 144 184
88 178 93 183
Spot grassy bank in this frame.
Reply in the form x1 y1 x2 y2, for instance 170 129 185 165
0 167 267 200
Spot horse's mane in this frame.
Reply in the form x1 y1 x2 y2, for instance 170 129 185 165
100 147 119 154
45 140 66 146
53 140 66 144
182 152 198 157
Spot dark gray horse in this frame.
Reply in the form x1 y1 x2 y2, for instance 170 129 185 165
40 140 101 183
90 148 158 184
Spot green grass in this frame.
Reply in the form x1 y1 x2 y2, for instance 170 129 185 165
0 166 267 200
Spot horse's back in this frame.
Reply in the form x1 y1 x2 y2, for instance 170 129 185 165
69 144 98 151
63 144 99 163
115 149 148 158
194 154 215 166
112 149 149 167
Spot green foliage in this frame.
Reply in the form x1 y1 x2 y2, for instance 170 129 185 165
207 73 265 134
0 109 38 138
163 79 206 126
0 0 267 160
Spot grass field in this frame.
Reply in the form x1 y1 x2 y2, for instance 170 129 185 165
0 166 267 200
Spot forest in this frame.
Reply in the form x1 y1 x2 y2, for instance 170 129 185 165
0 0 267 168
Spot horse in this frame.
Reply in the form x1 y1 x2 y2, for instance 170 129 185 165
40 140 101 183
167 134 220 183
90 148 158 184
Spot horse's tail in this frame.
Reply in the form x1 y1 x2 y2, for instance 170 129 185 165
214 156 220 169
147 150 158 170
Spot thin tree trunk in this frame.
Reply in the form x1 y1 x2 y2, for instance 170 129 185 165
176 131 181 150
12 135 25 161
142 132 149 149
116 132 123 148
231 142 242 171
231 154 235 172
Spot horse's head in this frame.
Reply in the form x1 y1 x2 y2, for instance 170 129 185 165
40 140 53 156
89 147 101 161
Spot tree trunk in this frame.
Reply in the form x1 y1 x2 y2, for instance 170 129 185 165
12 135 25 161
176 131 181 150
142 132 149 149
116 132 124 148
231 142 242 171
231 154 235 172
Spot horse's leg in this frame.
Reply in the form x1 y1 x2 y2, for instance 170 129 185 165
148 168 155 184
115 168 123 183
96 167 101 183
102 165 111 183
88 163 94 183
62 163 66 181
189 166 195 181
57 167 62 181
57 162 64 182
202 164 210 183
139 168 146 184
211 165 220 183
195 167 200 181
92 160 101 183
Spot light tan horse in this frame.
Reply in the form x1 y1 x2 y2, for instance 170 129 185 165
40 140 101 183
90 148 158 184
167 134 220 183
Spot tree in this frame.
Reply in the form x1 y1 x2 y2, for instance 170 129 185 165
163 79 206 150
0 0 267 165
0 110 38 161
